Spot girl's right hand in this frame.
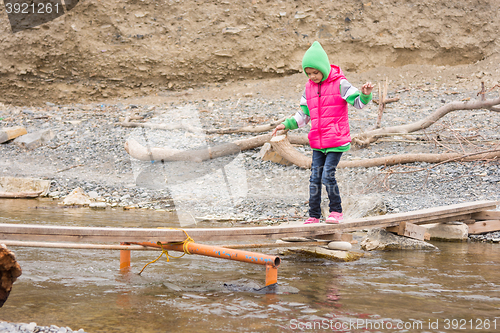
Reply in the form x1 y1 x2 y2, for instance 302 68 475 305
272 124 285 136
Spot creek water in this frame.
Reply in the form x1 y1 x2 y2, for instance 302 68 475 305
1 199 499 333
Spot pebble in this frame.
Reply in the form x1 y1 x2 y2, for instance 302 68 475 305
0 322 87 333
469 231 500 243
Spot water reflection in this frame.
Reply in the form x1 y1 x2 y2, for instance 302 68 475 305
0 199 499 332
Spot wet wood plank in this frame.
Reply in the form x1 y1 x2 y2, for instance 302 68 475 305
0 126 27 143
467 220 500 235
0 200 496 243
471 211 500 220
386 221 430 241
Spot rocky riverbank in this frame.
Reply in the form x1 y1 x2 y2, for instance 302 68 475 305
1 68 499 222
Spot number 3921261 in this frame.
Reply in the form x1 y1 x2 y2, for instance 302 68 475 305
5 2 61 14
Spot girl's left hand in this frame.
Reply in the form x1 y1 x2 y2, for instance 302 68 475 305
361 82 374 95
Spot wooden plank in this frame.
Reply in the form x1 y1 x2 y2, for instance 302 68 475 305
467 220 500 235
0 200 496 243
386 221 429 241
471 211 500 220
0 126 27 143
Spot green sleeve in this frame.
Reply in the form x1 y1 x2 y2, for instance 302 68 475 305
300 105 310 116
344 91 373 106
282 105 310 130
360 92 373 105
282 117 298 130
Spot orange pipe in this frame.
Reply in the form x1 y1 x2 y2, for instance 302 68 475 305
134 241 281 268
120 242 131 270
265 264 278 286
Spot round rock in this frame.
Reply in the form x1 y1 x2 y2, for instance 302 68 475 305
327 241 352 251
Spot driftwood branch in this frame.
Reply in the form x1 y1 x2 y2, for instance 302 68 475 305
124 133 309 162
375 78 388 129
337 149 500 169
120 114 287 135
352 96 500 148
270 135 312 169
205 117 286 134
119 120 201 133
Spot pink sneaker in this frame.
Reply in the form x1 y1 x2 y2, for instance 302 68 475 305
304 217 320 224
326 212 343 224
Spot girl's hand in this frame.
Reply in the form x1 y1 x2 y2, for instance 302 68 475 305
272 124 285 136
361 82 374 95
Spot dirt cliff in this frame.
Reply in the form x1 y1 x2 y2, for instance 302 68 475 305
0 0 499 106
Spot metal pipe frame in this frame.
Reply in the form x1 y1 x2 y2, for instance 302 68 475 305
122 241 281 286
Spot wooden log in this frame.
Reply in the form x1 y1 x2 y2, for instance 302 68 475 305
471 211 500 220
258 143 292 166
386 221 430 241
0 126 27 144
125 133 310 162
270 134 311 169
338 150 500 169
467 220 500 235
205 117 286 134
124 139 240 162
0 245 22 307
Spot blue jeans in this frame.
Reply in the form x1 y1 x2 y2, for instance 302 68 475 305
309 150 343 218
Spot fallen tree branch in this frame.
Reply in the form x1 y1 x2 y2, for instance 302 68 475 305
352 96 500 147
375 78 388 129
270 135 311 169
205 117 286 134
337 148 500 169
372 97 400 105
124 132 309 161
118 120 202 133
120 115 287 135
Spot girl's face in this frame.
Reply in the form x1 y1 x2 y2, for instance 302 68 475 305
305 67 323 84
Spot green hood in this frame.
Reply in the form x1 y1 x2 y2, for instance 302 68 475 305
302 41 331 82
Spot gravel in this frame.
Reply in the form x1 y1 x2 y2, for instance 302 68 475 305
1 86 499 219
0 322 86 333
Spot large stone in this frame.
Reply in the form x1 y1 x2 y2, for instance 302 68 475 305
14 129 55 149
60 187 91 206
423 223 468 241
328 241 352 251
89 202 107 209
284 247 364 262
360 228 438 251
0 176 51 196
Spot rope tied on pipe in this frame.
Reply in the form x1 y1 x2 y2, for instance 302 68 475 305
138 229 195 275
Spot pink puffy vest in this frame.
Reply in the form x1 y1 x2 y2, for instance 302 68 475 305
306 65 351 149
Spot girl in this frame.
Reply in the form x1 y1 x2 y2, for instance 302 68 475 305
272 41 374 224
